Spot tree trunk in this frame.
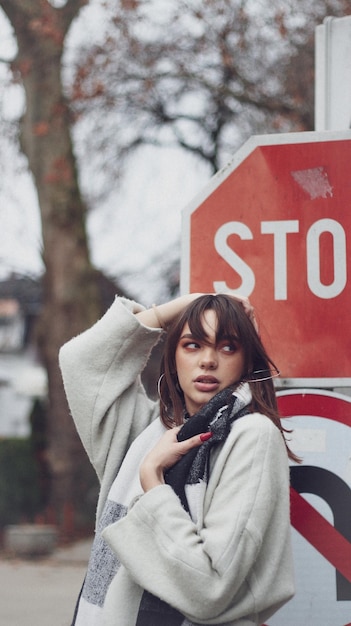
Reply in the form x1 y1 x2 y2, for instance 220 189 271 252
0 0 102 537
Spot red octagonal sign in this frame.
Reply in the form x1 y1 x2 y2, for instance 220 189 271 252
181 130 351 381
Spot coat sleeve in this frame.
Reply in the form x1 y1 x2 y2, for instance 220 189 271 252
102 413 294 623
59 297 162 482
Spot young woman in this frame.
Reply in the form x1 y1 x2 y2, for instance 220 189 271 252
59 293 295 626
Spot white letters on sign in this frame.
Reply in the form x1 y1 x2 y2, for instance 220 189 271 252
214 222 255 295
214 218 347 300
306 218 347 298
261 220 299 300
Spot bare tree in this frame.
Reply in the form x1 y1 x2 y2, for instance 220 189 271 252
70 0 351 190
0 0 105 536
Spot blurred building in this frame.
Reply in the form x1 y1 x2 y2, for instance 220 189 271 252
0 274 46 438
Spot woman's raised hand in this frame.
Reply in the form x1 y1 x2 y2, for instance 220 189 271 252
139 427 212 492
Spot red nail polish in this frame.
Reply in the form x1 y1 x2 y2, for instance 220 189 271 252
200 432 213 442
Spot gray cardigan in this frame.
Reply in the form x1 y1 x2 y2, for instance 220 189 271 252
59 297 295 626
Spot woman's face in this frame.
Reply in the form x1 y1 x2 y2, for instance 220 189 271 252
175 309 245 415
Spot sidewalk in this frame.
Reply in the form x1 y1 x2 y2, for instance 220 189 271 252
0 538 92 626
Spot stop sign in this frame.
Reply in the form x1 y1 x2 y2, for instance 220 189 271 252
181 130 351 380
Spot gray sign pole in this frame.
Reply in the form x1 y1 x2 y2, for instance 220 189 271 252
315 16 351 131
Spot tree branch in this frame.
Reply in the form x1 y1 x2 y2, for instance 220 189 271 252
0 0 89 45
0 0 38 28
60 0 89 37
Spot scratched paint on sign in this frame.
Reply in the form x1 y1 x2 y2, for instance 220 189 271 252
291 166 333 199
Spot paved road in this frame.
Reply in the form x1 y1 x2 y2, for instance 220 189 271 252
0 538 91 626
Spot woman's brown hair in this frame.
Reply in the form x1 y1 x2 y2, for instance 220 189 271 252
158 294 299 462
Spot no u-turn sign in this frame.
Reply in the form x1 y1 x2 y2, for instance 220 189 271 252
268 389 351 626
181 130 351 382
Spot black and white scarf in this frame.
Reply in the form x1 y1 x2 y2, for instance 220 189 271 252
136 383 251 626
73 383 251 626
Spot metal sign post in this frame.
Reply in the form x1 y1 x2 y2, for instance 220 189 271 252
315 16 351 131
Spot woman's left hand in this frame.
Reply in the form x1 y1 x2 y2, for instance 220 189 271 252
140 427 212 492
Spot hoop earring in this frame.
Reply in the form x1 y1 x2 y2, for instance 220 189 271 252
157 374 167 408
244 367 280 383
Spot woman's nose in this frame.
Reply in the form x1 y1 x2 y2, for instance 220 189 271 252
199 348 217 369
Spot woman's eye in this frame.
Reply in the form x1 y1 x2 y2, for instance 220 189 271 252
221 343 236 353
183 341 200 350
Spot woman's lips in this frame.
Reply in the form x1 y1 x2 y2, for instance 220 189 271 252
193 375 220 392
